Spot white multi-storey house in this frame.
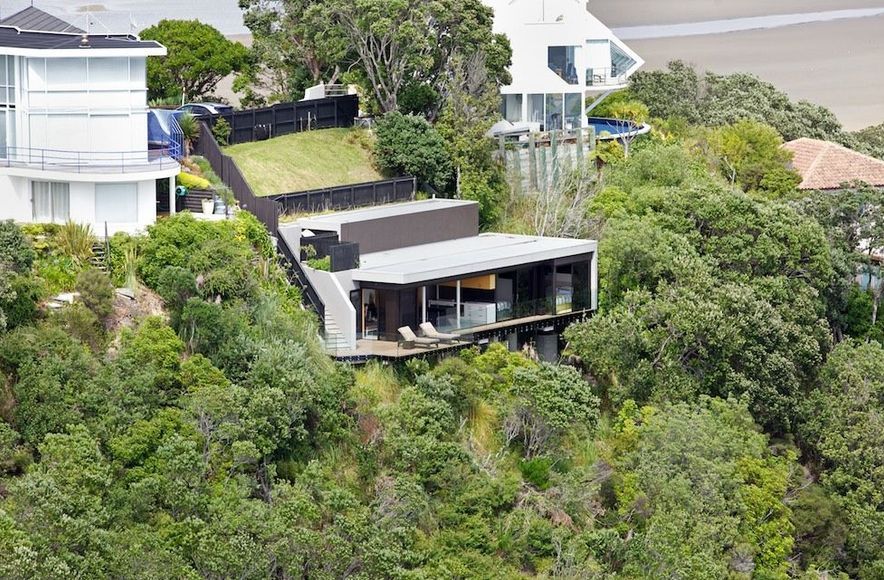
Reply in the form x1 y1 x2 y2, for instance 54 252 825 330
484 0 644 131
0 7 179 235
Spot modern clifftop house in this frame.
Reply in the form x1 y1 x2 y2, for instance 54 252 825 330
0 6 180 235
280 199 598 361
783 138 884 191
484 0 643 132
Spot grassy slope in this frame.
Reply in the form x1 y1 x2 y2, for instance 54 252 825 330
224 128 384 196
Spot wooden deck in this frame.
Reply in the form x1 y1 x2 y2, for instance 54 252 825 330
330 338 470 362
328 310 593 363
452 313 558 335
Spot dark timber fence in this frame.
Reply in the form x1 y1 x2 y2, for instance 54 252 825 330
207 95 360 145
195 122 279 236
273 176 416 214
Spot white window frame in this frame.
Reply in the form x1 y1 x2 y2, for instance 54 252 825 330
31 180 70 223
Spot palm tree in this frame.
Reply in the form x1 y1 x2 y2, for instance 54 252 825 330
177 113 200 158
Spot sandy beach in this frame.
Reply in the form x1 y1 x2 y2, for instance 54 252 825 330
591 0 884 27
623 14 884 131
9 0 879 129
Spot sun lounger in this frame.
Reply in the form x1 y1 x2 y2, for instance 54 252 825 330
419 322 462 344
398 326 439 349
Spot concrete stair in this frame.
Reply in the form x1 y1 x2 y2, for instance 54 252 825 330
90 242 108 272
321 313 351 353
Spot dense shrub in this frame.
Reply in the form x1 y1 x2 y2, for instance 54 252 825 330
76 268 115 322
107 232 142 287
0 220 36 273
177 171 212 190
140 212 270 291
374 111 453 191
629 60 845 142
212 117 232 145
1 275 40 330
4 325 98 445
53 303 105 353
156 266 197 324
506 363 600 457
705 119 801 196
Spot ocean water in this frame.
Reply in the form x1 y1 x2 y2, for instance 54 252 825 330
0 0 249 35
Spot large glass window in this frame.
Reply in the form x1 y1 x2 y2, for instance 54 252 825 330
501 94 523 123
528 94 545 125
545 93 563 131
496 271 516 322
564 93 582 131
548 46 579 85
0 55 15 157
32 181 70 223
95 182 137 223
554 263 574 314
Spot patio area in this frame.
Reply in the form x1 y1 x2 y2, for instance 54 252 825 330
328 337 472 362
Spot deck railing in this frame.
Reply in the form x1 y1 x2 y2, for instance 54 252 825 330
0 146 180 173
585 67 630 87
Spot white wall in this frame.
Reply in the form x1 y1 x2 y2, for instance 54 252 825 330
303 266 358 350
0 176 158 236
0 175 32 222
483 0 644 125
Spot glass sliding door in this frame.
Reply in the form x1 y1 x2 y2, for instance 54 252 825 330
545 93 563 132
361 289 379 340
564 93 582 131
528 94 544 126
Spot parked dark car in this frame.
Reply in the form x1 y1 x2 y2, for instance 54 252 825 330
176 102 234 118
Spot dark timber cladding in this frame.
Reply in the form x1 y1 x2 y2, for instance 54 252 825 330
340 202 479 254
210 96 360 145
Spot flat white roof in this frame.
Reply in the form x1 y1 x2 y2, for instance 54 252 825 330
351 233 597 285
294 198 477 233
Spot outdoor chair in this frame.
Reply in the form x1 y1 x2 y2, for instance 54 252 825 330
398 326 439 349
419 322 463 344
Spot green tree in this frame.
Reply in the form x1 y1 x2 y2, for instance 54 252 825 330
4 325 98 446
140 19 249 101
4 425 113 577
706 119 801 196
239 0 348 103
374 112 453 191
613 398 795 579
505 363 600 457
628 60 702 122
799 340 884 576
605 99 650 156
175 112 200 157
436 52 509 226
332 0 510 114
629 60 845 142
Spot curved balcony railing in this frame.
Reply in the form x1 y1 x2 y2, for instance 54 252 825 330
0 146 180 174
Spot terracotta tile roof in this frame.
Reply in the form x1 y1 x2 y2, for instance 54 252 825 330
783 137 884 190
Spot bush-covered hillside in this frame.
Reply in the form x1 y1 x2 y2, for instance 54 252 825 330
2 119 883 577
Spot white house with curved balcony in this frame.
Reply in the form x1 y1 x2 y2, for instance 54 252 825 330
0 7 179 235
484 0 644 131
